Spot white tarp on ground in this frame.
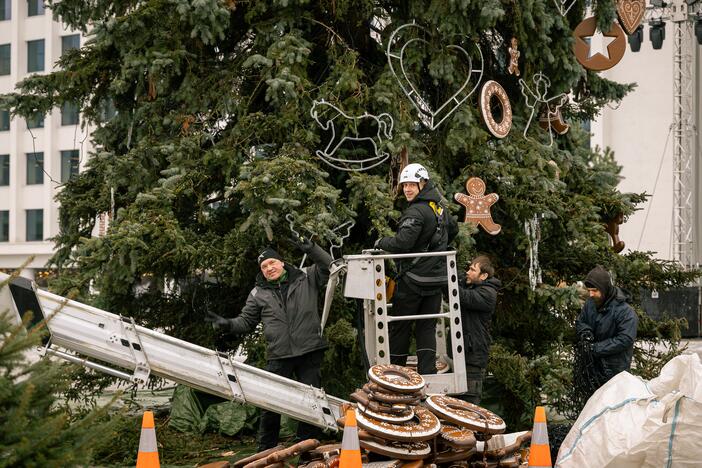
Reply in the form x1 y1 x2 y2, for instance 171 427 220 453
556 353 702 468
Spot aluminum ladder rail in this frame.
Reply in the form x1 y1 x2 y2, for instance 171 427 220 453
343 250 467 395
0 273 345 432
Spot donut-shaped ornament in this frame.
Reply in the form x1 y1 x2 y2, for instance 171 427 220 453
355 406 440 442
364 383 423 405
357 402 415 424
359 435 431 461
425 395 506 434
368 364 425 394
439 424 477 449
480 80 512 139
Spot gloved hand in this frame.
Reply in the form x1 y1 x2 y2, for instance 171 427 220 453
290 235 315 253
373 238 383 249
579 329 594 343
205 310 230 331
577 330 595 355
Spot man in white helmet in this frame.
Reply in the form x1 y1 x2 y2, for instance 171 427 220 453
375 163 458 374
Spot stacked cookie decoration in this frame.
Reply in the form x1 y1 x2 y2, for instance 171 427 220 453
342 364 439 461
339 364 531 466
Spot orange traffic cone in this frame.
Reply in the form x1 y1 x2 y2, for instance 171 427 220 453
136 411 160 468
339 408 362 468
527 406 551 468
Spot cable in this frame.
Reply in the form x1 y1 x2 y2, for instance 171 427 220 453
26 125 60 186
636 123 673 251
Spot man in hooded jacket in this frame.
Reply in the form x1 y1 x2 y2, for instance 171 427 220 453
206 239 331 451
457 255 501 404
575 265 638 388
375 163 458 375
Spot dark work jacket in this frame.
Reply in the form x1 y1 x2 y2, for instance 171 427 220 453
458 277 501 368
377 183 458 293
575 287 638 380
226 244 331 360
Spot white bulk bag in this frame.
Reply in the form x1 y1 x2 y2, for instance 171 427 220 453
556 353 702 468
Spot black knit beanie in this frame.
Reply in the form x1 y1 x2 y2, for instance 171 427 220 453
584 265 613 300
257 247 282 266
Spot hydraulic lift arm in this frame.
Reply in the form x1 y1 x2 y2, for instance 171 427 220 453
0 273 345 432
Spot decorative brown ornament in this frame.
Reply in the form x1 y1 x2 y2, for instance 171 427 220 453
617 0 646 35
480 80 512 139
603 212 625 253
573 17 626 71
454 177 501 235
507 37 520 76
538 105 570 135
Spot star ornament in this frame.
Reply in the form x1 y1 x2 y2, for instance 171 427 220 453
573 17 626 71
585 29 617 59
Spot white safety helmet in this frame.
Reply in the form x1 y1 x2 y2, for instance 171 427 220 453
399 163 429 184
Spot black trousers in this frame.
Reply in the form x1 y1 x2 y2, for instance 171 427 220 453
388 285 440 375
257 349 324 451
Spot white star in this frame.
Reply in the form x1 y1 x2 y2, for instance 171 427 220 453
583 29 617 60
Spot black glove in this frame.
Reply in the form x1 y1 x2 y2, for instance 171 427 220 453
205 310 230 331
290 235 315 253
577 330 595 355
579 329 594 343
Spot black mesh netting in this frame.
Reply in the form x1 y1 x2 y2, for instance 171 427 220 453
548 422 573 462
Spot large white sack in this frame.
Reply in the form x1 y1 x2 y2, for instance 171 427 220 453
556 353 702 468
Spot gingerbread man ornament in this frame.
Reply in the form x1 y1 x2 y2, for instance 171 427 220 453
508 37 520 76
454 177 501 235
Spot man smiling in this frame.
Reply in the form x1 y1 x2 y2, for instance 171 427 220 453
207 240 331 450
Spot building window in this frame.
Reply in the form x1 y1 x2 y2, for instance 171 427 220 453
0 43 10 75
61 34 79 55
0 211 8 242
26 209 43 241
26 112 44 129
0 154 8 185
60 150 79 182
26 152 43 185
0 109 9 131
61 102 79 125
0 0 10 21
27 39 44 72
27 0 44 17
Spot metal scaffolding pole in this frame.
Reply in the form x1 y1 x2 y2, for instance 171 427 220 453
671 0 696 267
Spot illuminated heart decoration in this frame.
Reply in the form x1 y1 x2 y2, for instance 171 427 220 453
387 23 483 131
617 0 646 35
553 0 577 16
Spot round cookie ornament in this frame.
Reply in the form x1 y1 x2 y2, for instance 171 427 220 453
480 80 512 139
454 177 501 235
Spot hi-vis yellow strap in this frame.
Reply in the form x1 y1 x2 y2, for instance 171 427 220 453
429 201 443 217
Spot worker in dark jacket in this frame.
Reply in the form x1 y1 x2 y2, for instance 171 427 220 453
376 163 458 375
575 265 638 389
206 239 331 451
457 255 501 404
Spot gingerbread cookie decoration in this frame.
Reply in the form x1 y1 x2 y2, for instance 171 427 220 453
507 37 520 76
454 177 501 235
603 212 625 253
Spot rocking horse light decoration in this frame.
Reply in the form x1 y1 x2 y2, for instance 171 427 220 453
386 22 484 131
310 99 395 172
518 72 569 147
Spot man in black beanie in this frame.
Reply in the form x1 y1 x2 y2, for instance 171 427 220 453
206 238 331 450
575 265 638 391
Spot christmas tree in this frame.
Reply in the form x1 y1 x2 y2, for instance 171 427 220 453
0 279 116 465
2 0 698 427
